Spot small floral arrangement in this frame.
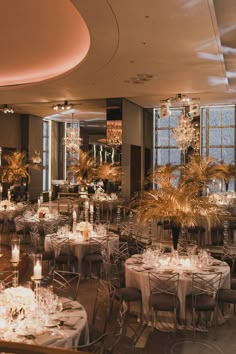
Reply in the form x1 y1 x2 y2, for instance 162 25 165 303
76 221 93 232
0 286 35 316
37 206 50 218
0 200 12 208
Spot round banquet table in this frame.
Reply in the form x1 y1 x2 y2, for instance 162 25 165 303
0 298 89 349
125 256 231 330
45 231 119 275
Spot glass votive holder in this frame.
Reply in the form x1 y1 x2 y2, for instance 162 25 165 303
11 237 20 263
33 254 43 280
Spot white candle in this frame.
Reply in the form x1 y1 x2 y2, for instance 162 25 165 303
40 195 43 204
85 200 89 209
34 260 42 279
49 190 52 201
7 190 11 201
73 210 77 222
90 203 94 213
12 244 20 262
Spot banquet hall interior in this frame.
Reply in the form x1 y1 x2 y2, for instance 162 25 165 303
2 0 236 353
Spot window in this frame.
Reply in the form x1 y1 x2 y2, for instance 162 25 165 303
42 120 51 191
154 108 182 166
201 106 235 164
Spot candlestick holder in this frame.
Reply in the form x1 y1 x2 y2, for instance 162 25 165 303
11 237 20 286
31 275 44 305
84 206 89 223
10 260 20 287
90 210 94 229
31 253 43 304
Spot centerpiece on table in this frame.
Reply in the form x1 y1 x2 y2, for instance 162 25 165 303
131 156 234 251
0 286 35 319
37 206 50 219
76 221 93 240
0 200 12 210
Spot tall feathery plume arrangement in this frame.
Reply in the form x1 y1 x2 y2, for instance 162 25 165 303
95 163 122 183
1 151 43 184
67 150 123 186
67 150 97 185
131 156 235 233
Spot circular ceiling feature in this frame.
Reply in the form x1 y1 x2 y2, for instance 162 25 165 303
0 0 90 86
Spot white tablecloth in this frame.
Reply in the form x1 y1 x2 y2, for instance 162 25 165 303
1 299 89 349
45 232 119 274
125 257 230 329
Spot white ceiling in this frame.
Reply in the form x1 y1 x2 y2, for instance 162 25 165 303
0 0 236 122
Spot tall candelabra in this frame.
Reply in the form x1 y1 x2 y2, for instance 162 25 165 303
31 254 43 305
11 238 20 287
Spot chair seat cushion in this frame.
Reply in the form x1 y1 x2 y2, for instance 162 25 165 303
231 279 236 290
186 294 215 310
42 251 54 261
118 287 141 302
85 254 103 262
218 288 236 304
56 255 77 264
150 293 179 311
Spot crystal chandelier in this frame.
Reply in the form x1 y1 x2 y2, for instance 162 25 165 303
63 114 83 154
173 113 199 152
106 120 122 146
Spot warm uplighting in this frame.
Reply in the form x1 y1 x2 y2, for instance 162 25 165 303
106 120 122 146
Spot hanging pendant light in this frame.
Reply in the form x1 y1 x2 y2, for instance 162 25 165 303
63 113 83 154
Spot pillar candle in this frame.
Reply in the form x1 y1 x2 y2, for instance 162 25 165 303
34 260 42 279
12 244 20 262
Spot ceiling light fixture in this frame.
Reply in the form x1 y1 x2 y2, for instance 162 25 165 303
160 93 199 106
52 100 73 112
0 104 14 114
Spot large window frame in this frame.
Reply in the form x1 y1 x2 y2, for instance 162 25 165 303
153 108 183 167
201 105 236 164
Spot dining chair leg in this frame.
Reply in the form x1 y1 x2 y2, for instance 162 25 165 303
193 308 196 340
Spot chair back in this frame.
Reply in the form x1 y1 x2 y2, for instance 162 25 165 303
50 236 70 258
43 221 58 236
103 262 121 290
149 272 179 298
87 237 107 256
108 301 128 352
29 229 42 253
221 250 236 278
191 272 222 304
112 241 129 269
92 280 114 334
52 270 80 300
0 270 14 288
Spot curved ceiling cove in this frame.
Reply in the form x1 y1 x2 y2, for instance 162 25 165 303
0 0 90 86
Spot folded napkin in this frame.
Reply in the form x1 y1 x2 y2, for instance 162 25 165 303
58 314 82 327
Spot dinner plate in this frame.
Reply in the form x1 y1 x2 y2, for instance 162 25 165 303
45 319 61 328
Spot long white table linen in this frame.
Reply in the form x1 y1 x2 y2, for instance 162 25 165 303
125 255 230 330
